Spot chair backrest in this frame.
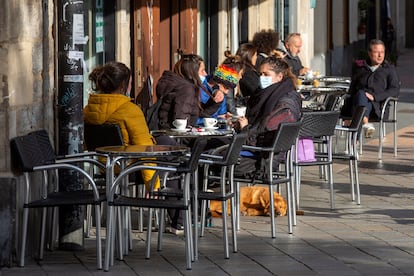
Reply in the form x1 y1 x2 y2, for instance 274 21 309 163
349 106 367 131
221 132 248 166
84 124 124 151
299 111 340 138
324 94 340 111
10 130 56 172
178 137 207 173
272 121 302 153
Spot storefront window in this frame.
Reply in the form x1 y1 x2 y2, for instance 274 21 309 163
83 0 115 106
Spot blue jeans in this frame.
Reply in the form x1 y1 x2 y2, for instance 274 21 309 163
353 89 372 119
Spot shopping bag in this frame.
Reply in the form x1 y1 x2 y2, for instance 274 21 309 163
297 138 316 162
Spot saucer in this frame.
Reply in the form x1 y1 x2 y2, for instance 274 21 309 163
201 126 219 130
171 128 190 132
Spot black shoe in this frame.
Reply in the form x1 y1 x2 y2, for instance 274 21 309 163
168 224 184 235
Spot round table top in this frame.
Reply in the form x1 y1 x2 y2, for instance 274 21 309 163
151 128 233 138
95 144 188 157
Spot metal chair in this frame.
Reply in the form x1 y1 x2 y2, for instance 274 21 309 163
104 138 207 271
198 132 247 258
293 111 340 210
83 124 126 235
233 122 301 238
359 97 398 162
333 106 366 205
10 130 105 269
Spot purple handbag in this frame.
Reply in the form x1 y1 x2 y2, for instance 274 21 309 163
297 138 316 162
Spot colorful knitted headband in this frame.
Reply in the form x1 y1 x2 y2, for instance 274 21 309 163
212 64 239 89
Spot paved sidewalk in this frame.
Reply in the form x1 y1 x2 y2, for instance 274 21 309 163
2 50 414 276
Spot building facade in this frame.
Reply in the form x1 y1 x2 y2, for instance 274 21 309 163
0 0 410 266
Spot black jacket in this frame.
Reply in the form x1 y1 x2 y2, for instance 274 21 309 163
239 66 260 98
349 59 400 118
156 71 200 129
244 77 302 146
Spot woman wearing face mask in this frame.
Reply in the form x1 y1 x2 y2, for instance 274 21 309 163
84 61 158 189
236 55 302 148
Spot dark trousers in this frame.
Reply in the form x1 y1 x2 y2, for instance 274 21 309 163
353 89 373 119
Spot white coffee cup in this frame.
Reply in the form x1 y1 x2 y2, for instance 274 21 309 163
305 70 314 79
236 106 247 117
203 118 218 128
172 119 187 130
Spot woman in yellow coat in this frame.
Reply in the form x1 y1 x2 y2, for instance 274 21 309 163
84 61 158 189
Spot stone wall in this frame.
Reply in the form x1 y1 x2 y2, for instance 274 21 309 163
0 0 55 266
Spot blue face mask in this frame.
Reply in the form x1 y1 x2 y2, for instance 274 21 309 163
125 90 131 98
260 76 273 89
199 75 206 83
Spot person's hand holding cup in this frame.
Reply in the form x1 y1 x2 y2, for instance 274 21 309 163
235 106 247 117
172 118 188 130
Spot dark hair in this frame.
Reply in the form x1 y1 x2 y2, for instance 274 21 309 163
173 53 205 89
222 50 244 72
89 62 131 94
368 39 385 51
252 29 279 55
236 43 258 69
261 56 296 88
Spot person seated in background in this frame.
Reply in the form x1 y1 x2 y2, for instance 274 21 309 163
252 29 280 72
278 33 310 77
347 39 400 138
83 61 159 190
232 56 302 177
236 42 260 101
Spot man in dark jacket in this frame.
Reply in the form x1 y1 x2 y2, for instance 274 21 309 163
278 33 310 77
348 39 400 138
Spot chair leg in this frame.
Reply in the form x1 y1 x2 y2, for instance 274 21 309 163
104 205 114 271
19 207 29 267
349 159 355 201
145 208 153 259
329 163 335 210
354 160 361 205
116 207 124 260
184 207 192 270
95 204 103 270
39 207 47 260
192 169 199 261
269 185 276 239
235 181 241 231
85 205 92 238
157 209 165 251
221 199 229 259
379 120 384 162
229 166 237 252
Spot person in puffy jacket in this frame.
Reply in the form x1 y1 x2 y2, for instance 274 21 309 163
84 61 158 190
156 54 206 129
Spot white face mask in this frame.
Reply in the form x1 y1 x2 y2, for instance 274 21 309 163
199 75 206 83
260 76 273 89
